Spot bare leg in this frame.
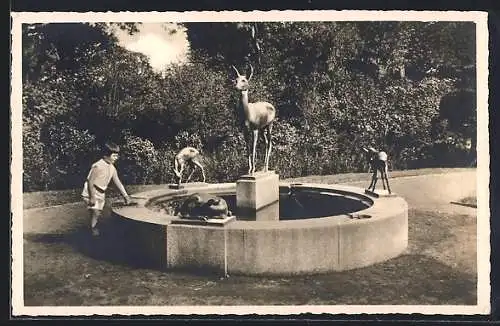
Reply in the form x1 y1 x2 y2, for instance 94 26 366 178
252 129 258 174
90 209 102 236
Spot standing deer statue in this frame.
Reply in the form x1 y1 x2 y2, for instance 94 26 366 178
232 64 276 174
173 147 206 185
363 146 392 194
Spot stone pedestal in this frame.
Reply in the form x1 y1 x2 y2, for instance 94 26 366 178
170 216 236 226
237 201 280 221
236 171 280 221
166 223 230 276
364 189 396 198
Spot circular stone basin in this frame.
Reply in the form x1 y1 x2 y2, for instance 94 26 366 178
112 182 408 276
148 185 373 220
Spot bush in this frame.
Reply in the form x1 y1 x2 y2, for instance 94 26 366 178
22 125 52 191
39 121 99 190
119 134 160 185
150 146 178 185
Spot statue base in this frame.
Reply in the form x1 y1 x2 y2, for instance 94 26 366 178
170 216 236 226
364 189 396 198
236 171 280 221
236 202 280 221
170 215 236 226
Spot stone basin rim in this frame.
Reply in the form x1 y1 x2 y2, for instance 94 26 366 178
112 182 406 227
111 181 409 275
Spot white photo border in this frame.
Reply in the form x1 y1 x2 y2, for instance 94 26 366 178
10 10 490 316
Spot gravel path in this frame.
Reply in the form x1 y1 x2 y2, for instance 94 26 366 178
346 170 477 212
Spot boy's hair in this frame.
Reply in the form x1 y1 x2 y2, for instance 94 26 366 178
103 141 120 156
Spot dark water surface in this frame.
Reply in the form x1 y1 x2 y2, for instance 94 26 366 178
151 187 371 220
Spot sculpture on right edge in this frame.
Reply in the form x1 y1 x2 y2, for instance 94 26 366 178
363 146 392 194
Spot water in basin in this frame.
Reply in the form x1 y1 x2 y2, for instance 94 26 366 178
149 186 371 220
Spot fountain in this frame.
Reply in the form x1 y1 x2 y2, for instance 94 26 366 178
111 64 407 275
112 170 408 276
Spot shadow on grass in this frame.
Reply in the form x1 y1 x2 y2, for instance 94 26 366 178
23 240 478 305
24 221 478 305
23 208 477 305
25 215 164 272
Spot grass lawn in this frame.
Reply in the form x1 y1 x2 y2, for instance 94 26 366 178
22 208 477 306
21 168 478 306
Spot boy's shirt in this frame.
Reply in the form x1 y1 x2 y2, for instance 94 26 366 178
81 159 117 197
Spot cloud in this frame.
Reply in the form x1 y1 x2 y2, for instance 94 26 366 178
123 31 188 72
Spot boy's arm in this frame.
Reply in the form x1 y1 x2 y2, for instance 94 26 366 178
112 169 130 202
87 166 98 204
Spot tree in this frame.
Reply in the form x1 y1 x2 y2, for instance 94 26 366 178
21 22 146 190
22 23 138 83
75 45 164 143
21 20 478 191
184 21 472 171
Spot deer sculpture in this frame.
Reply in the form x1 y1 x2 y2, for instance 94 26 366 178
175 193 232 221
173 146 206 185
363 146 392 194
232 64 276 174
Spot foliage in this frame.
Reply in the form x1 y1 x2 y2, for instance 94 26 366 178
23 125 51 191
39 121 99 190
119 133 160 185
21 21 477 191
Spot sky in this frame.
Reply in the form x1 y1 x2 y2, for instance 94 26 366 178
112 23 190 72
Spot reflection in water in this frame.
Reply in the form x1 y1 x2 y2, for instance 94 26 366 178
235 201 280 221
219 190 370 221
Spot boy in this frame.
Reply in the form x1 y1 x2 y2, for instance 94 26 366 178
81 142 131 236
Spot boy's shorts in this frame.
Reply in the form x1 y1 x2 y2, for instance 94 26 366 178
82 191 106 210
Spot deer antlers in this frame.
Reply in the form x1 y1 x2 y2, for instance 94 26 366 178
231 64 253 81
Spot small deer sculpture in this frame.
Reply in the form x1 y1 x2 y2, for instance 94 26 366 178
232 64 276 174
363 147 392 194
175 193 232 220
173 147 206 185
